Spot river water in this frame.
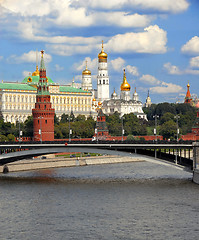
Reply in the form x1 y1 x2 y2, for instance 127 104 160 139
0 160 199 240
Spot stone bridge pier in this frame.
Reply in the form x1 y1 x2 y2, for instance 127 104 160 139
193 142 199 184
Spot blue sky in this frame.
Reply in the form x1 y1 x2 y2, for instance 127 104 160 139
0 0 199 104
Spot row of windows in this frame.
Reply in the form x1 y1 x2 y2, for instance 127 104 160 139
5 95 36 103
52 98 91 104
4 94 91 105
98 79 109 84
99 73 107 76
5 115 27 123
5 104 91 112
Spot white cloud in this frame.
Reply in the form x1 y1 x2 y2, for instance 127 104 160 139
106 25 167 54
73 57 98 73
163 62 181 75
1 0 153 29
126 65 139 76
74 0 189 13
189 56 199 68
55 64 64 71
181 36 199 55
164 62 199 75
1 0 51 17
7 50 52 64
16 20 103 45
140 74 161 85
19 25 167 56
139 73 183 94
110 57 125 72
89 12 153 28
150 82 183 94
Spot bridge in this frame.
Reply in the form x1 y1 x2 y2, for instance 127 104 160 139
0 142 199 183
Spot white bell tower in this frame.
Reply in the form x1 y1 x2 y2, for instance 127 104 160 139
97 41 109 101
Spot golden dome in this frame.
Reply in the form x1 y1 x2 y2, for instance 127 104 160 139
82 61 91 75
98 40 108 59
92 98 96 101
98 101 102 106
32 65 40 76
120 69 131 91
187 81 190 87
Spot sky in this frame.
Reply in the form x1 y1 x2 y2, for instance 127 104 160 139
0 0 199 104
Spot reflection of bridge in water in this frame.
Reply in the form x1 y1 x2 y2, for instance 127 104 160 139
0 142 199 183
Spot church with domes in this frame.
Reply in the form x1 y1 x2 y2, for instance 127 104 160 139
102 69 147 119
81 41 147 120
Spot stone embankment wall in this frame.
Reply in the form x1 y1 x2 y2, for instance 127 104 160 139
0 155 143 173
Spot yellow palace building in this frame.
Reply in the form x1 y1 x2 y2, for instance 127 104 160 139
0 65 94 124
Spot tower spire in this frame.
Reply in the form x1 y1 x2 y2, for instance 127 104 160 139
40 50 45 70
184 80 192 104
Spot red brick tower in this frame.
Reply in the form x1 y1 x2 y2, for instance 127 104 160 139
184 81 192 104
94 108 110 140
32 50 55 142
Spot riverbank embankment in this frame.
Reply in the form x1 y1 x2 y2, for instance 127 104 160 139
0 155 143 173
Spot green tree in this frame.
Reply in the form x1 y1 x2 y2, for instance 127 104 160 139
159 120 177 140
160 112 175 125
23 116 33 137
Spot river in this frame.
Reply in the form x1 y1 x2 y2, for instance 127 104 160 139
0 160 199 240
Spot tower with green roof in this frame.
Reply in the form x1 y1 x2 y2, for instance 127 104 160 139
32 50 55 142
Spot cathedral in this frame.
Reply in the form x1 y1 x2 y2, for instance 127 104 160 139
82 41 147 120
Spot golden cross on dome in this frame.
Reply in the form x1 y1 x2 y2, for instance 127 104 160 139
85 60 88 69
41 50 44 57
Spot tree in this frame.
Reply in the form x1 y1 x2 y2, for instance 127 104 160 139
23 116 33 137
160 112 175 125
159 120 177 140
60 113 69 123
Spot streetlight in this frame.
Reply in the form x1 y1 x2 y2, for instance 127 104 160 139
153 115 159 142
95 128 98 142
121 116 125 142
18 118 23 142
174 115 180 164
68 112 73 142
174 115 180 142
